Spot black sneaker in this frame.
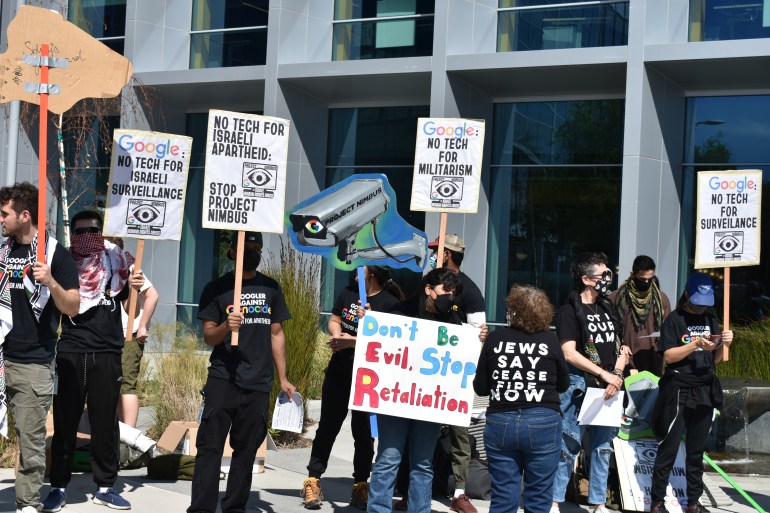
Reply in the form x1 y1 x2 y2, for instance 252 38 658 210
685 503 710 513
650 502 670 513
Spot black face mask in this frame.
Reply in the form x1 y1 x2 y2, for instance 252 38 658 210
633 277 652 292
242 250 261 271
433 294 457 314
594 278 611 297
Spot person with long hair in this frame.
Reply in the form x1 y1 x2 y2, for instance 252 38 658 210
302 266 404 510
474 285 569 513
649 273 733 513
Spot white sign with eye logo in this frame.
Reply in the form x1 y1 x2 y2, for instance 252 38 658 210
411 118 486 213
104 129 192 241
695 169 762 268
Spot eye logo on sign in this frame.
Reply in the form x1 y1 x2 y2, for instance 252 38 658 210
242 162 277 199
714 231 743 261
431 177 464 201
633 441 658 465
305 219 324 234
126 199 166 236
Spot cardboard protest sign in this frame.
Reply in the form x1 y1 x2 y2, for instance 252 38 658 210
103 130 192 240
287 173 427 272
411 118 485 213
0 6 133 114
613 438 688 512
695 170 762 268
202 110 290 233
348 311 480 427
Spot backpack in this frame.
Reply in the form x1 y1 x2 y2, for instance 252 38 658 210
465 458 491 501
147 454 197 481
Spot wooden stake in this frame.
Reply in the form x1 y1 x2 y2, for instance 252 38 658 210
37 43 49 262
723 267 730 361
231 231 245 346
436 212 448 269
125 239 145 341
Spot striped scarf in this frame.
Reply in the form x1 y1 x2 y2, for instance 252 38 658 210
615 278 665 332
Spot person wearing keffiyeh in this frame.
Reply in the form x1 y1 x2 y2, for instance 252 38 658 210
42 210 144 513
0 183 80 513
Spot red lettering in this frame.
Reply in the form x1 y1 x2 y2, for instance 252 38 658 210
365 341 381 362
352 367 379 407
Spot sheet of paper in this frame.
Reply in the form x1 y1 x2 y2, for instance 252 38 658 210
578 388 624 427
272 391 303 433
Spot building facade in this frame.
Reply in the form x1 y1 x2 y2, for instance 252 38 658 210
2 0 769 329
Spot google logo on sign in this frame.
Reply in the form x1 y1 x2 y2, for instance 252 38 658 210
118 134 180 159
422 121 478 139
708 176 757 193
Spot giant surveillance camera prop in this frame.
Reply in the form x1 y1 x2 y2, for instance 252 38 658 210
287 174 427 272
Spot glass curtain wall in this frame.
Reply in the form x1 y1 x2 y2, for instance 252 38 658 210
486 100 624 323
68 0 127 54
332 0 435 60
682 96 770 324
497 0 629 51
690 0 770 41
322 106 429 312
190 0 269 68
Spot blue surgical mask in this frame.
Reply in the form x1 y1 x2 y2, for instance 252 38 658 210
429 253 438 269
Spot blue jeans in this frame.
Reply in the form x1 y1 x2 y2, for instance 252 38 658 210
367 415 441 513
485 408 562 513
552 371 618 506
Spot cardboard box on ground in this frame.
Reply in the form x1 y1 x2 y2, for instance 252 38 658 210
14 412 88 476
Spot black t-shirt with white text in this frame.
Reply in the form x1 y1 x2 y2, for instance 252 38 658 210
331 286 400 337
474 328 569 413
556 301 620 387
658 309 720 374
59 279 129 354
198 272 291 392
4 243 79 363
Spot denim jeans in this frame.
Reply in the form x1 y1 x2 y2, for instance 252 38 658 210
367 414 441 513
485 408 562 513
552 370 619 506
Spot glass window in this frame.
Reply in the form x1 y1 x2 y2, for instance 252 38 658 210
486 100 625 323
322 106 429 311
497 0 629 52
332 0 435 60
690 0 770 42
190 0 268 68
681 96 770 324
68 0 126 54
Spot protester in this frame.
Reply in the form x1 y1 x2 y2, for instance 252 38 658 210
188 231 295 513
44 210 144 512
474 285 569 513
367 268 487 513
611 255 671 375
302 266 404 510
551 252 631 513
0 183 80 513
649 273 733 513
427 234 486 513
108 237 159 428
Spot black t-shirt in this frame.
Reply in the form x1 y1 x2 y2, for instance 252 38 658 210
457 272 486 322
658 309 720 374
556 301 620 387
4 242 79 363
198 272 291 392
331 286 400 337
59 277 129 354
474 328 569 413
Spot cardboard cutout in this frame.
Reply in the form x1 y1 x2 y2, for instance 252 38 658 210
287 174 427 272
0 6 133 114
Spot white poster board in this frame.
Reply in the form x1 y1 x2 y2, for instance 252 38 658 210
348 311 480 427
103 130 192 240
613 438 688 512
202 110 290 232
695 170 762 268
410 118 485 213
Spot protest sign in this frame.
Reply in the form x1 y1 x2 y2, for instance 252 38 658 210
410 118 485 213
348 311 480 427
202 110 290 233
103 130 192 240
695 170 762 269
613 438 688 512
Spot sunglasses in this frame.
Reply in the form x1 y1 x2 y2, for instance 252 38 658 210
587 270 613 281
73 226 101 236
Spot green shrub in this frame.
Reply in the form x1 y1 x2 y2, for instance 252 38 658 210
307 329 332 400
717 317 770 381
0 409 17 468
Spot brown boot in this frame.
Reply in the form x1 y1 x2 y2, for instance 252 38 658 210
301 478 323 509
450 494 478 513
350 481 369 510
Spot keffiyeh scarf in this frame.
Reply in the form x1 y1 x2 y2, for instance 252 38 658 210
70 233 134 314
615 278 665 332
0 232 58 438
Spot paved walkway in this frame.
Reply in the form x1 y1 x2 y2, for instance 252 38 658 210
1 402 769 512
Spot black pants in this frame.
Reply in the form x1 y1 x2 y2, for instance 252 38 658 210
651 404 713 505
50 352 122 488
307 350 373 483
188 378 268 513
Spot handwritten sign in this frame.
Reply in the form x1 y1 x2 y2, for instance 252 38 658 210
202 110 290 232
0 6 132 114
103 130 192 240
695 170 762 268
348 311 480 427
411 118 485 213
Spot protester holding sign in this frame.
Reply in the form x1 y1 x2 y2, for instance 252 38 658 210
302 266 404 510
474 285 569 513
551 252 631 513
649 273 733 513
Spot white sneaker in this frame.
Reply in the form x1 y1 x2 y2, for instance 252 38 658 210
550 505 560 513
18 507 38 513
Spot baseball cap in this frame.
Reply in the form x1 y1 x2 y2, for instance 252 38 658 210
685 272 715 306
428 234 465 253
230 231 263 247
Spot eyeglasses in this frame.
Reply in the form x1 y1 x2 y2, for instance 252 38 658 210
73 226 101 236
587 270 613 281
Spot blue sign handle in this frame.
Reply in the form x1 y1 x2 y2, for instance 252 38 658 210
357 267 367 311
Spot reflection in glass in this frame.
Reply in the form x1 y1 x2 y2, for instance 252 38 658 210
333 17 434 60
192 0 269 30
190 28 268 68
690 0 770 42
68 0 126 54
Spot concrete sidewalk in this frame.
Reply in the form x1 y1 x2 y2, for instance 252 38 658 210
2 401 769 513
